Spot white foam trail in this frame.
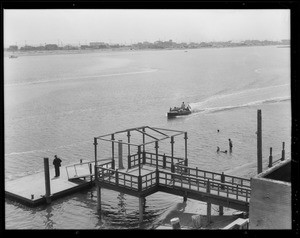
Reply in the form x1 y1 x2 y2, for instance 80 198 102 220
6 69 158 87
189 83 290 114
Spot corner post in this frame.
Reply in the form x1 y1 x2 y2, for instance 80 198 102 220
111 134 115 169
94 137 98 166
138 145 141 178
94 137 98 182
142 127 145 154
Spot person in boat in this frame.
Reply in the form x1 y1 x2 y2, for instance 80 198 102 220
181 102 186 109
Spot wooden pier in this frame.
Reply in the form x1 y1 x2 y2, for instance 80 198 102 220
94 126 251 223
5 126 251 226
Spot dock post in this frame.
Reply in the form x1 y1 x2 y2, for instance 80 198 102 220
219 206 224 216
89 163 93 181
257 109 262 174
115 169 119 186
183 191 187 202
97 185 101 212
111 134 115 169
170 136 174 172
138 146 141 176
43 157 51 204
127 155 131 169
268 147 273 168
221 172 225 189
281 142 285 161
206 179 211 225
184 132 188 170
163 154 166 169
118 140 124 169
127 131 130 168
94 137 98 166
155 141 159 170
139 197 144 223
142 127 146 155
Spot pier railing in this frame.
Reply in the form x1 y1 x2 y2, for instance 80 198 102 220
128 152 185 170
158 170 251 202
66 160 111 180
173 164 251 189
95 164 251 203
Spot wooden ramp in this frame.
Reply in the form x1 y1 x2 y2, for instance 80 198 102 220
5 163 94 207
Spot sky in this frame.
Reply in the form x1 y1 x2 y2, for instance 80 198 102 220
4 9 290 47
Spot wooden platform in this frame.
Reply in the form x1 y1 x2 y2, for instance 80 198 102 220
5 164 94 206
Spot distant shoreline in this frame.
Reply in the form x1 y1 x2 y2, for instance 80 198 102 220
5 44 289 58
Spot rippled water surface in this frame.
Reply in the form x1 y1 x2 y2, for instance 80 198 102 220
4 46 291 229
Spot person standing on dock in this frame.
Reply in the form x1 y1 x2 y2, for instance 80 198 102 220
53 155 62 177
181 102 185 109
229 139 233 153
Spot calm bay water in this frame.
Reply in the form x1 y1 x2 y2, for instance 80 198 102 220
4 46 291 229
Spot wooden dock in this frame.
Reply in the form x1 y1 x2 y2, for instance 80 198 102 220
5 160 101 206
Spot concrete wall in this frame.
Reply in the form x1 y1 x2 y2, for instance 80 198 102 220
249 177 291 229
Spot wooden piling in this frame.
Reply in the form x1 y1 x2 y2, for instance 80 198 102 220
97 185 101 211
155 141 159 171
118 140 124 169
281 142 285 161
94 137 98 166
127 131 130 169
89 163 93 181
139 197 144 223
219 205 224 216
206 179 211 224
43 157 51 204
184 132 188 168
257 109 262 174
138 146 141 177
268 147 273 168
163 154 166 169
183 191 187 202
207 203 211 225
111 134 115 169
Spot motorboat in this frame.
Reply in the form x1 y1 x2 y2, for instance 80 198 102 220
167 104 191 118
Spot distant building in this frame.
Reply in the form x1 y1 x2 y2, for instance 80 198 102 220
8 45 18 51
89 42 108 49
45 44 59 50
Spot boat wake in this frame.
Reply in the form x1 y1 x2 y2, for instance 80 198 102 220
189 84 290 114
6 68 158 87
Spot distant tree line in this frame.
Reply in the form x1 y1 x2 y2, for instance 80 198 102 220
6 39 290 52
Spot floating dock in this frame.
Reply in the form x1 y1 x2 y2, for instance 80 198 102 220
5 160 99 206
